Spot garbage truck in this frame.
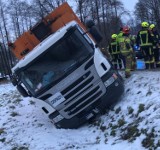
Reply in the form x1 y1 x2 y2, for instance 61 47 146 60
10 2 124 129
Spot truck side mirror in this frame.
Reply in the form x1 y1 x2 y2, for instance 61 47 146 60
11 76 18 86
85 20 103 44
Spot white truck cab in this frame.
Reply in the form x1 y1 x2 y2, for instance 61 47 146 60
11 3 124 129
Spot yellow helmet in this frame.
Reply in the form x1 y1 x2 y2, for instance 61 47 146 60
149 24 155 29
111 34 117 39
141 22 149 28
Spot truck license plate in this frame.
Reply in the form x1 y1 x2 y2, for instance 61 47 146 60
48 92 65 107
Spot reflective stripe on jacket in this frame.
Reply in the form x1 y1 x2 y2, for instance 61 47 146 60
119 36 132 54
109 41 120 54
136 29 153 47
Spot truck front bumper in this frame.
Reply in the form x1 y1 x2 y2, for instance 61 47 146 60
53 70 124 129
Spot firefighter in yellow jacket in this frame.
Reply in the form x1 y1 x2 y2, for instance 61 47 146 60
149 24 160 68
136 22 154 69
108 34 122 69
117 26 134 78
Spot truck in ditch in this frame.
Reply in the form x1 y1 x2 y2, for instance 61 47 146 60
10 2 124 129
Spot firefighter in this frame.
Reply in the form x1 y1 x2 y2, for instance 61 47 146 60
116 27 126 68
127 29 137 70
117 26 134 78
149 24 160 68
125 27 137 72
108 34 122 69
136 22 154 69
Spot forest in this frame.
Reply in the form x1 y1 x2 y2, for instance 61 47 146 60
0 0 160 77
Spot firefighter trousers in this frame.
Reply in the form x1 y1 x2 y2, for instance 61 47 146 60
141 46 154 69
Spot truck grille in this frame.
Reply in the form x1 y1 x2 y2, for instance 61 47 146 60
57 65 106 119
65 86 102 115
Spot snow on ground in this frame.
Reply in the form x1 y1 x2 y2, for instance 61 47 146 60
0 71 160 150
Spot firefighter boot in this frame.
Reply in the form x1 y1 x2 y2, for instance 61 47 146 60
156 62 160 68
145 63 149 69
119 62 122 69
114 64 118 70
150 63 155 69
125 71 131 78
125 74 131 78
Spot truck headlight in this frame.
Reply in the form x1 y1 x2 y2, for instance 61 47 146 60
52 114 64 123
104 73 118 88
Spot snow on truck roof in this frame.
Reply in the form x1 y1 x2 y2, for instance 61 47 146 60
12 21 77 72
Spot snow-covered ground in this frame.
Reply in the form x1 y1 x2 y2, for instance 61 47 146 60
0 71 160 150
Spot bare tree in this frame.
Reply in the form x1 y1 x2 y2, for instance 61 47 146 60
135 0 160 32
0 0 142 77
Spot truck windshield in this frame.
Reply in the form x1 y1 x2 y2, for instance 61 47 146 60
19 27 94 95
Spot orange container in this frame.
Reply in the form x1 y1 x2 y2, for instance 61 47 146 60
10 2 86 60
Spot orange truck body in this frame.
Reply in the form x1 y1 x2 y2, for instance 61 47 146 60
10 2 85 60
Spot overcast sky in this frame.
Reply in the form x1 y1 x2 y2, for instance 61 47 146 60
120 0 138 12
